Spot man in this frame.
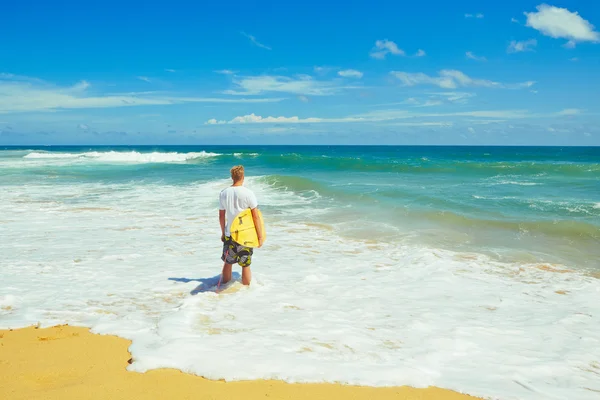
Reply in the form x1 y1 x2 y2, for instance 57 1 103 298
219 165 263 286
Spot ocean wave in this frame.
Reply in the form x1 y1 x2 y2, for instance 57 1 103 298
23 151 221 163
2 188 599 400
414 209 600 241
495 180 541 186
24 152 81 159
2 166 600 399
259 153 600 177
255 175 334 201
233 152 259 157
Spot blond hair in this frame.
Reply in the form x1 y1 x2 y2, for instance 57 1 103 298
230 165 245 182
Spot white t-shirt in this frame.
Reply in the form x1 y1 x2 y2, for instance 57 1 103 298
219 185 258 236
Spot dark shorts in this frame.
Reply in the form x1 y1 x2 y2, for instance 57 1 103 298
221 236 253 267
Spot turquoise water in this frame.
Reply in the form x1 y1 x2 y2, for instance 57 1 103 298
2 145 600 399
2 145 598 270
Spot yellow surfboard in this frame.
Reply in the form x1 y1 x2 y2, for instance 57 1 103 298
230 208 265 248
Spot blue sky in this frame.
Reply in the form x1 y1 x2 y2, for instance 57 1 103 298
1 0 599 145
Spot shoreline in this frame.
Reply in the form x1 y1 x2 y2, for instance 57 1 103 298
0 324 484 400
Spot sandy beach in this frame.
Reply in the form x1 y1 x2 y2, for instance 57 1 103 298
0 325 482 400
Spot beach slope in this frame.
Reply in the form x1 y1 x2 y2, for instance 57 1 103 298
0 325 482 400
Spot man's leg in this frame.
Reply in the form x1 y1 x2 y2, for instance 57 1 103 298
221 263 233 284
239 247 253 285
221 239 234 284
241 266 252 285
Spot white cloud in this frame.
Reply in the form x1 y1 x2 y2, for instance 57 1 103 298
223 75 360 96
418 100 443 107
525 4 599 44
314 66 336 75
419 110 527 120
0 75 284 113
511 18 520 23
415 49 426 57
241 32 272 50
507 39 537 53
466 51 487 61
465 13 484 19
400 93 473 107
207 106 584 128
232 114 319 124
429 70 501 88
557 108 582 116
0 73 45 84
208 108 540 127
391 71 457 89
137 76 152 83
205 113 365 125
298 95 309 103
72 80 91 91
466 119 507 125
522 82 537 88
370 39 405 59
430 92 476 103
351 109 537 123
390 70 533 89
215 69 236 75
386 122 454 127
78 124 89 130
446 110 533 119
163 96 283 104
563 40 577 49
338 69 363 78
165 69 176 73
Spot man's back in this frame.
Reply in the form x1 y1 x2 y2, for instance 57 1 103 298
219 186 258 236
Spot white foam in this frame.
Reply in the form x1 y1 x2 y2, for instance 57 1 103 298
484 175 542 187
593 203 600 210
496 180 541 186
233 153 259 157
1 178 599 400
566 205 592 215
23 151 221 163
24 152 81 159
0 294 18 315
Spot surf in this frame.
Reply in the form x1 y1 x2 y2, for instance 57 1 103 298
1 145 599 399
22 150 222 163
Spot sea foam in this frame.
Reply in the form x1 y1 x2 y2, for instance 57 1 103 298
23 151 221 163
1 177 599 400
